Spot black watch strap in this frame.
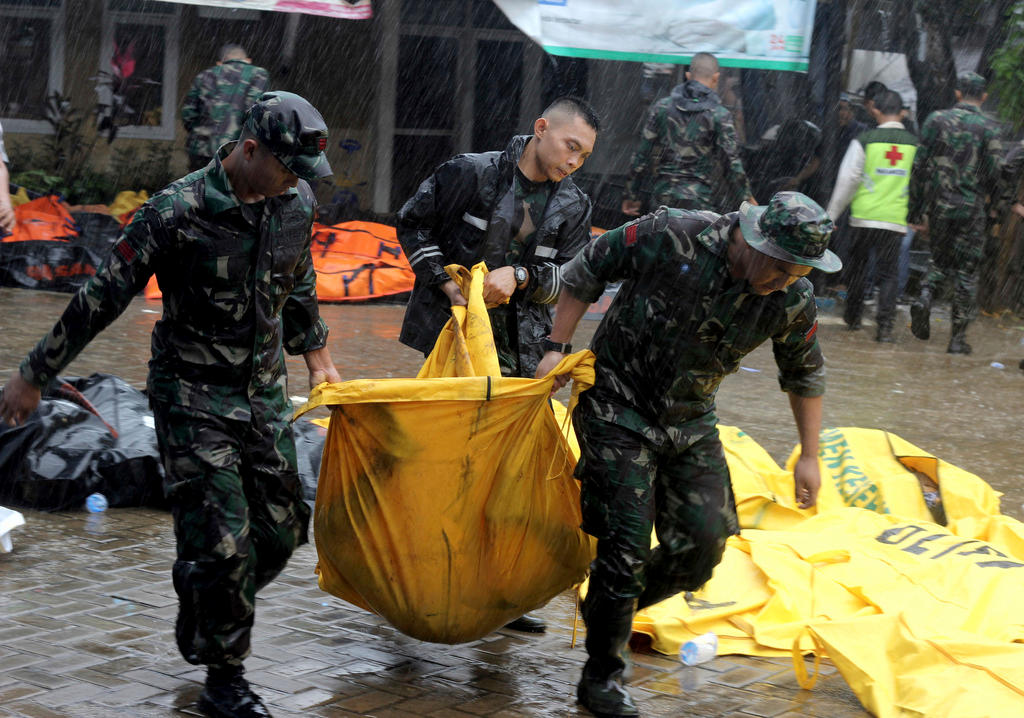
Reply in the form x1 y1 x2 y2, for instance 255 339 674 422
541 337 572 354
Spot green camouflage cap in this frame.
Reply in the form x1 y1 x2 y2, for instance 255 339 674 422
243 91 332 180
956 71 986 98
738 191 842 273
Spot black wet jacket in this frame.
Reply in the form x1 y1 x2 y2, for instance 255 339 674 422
396 135 592 375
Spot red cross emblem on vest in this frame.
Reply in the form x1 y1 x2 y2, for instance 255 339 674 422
884 145 903 166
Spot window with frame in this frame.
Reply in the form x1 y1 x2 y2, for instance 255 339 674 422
100 0 179 140
0 0 65 133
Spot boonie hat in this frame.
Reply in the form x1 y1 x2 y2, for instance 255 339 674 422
956 71 986 98
243 91 332 180
738 191 842 273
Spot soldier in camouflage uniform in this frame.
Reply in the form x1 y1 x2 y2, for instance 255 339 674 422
907 72 1003 354
0 92 339 718
622 53 755 217
182 44 270 172
535 192 841 718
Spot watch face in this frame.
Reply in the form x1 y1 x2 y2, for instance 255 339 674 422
515 267 527 283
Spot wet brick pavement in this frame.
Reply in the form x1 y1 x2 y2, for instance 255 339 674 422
0 507 871 718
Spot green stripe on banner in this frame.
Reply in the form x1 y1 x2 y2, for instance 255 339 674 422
541 45 809 72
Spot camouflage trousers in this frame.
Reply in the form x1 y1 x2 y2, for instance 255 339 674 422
573 402 739 607
922 216 986 325
151 400 310 668
649 184 712 214
573 402 738 681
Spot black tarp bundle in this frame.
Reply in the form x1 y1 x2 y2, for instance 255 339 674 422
0 211 121 293
0 373 327 511
0 374 165 510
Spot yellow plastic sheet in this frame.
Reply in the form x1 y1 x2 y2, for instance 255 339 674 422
633 427 1024 717
10 186 30 208
107 190 148 219
297 263 597 643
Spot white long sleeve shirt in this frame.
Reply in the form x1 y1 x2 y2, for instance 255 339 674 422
826 121 909 234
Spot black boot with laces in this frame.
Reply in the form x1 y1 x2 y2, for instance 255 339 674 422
198 665 272 718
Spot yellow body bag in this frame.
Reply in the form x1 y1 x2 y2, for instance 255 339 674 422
297 264 597 643
634 427 1024 717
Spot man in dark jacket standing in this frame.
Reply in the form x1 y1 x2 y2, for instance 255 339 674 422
622 52 754 215
396 96 598 634
397 96 599 381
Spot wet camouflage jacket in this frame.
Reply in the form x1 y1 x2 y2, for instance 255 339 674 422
908 103 1003 224
182 59 270 160
624 81 752 210
20 146 328 422
561 208 824 448
397 134 592 376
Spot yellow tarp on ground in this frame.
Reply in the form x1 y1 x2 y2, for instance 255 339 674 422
298 263 597 643
107 190 148 221
636 426 1024 717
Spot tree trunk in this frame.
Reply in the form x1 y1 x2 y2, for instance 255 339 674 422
817 0 848 201
893 0 957 126
975 0 1015 80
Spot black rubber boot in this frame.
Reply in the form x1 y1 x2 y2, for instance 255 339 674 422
198 666 272 718
504 612 547 633
875 324 895 343
910 288 932 340
947 323 972 355
577 592 640 718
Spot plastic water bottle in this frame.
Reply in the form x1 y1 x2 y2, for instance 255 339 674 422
680 632 718 666
85 493 108 513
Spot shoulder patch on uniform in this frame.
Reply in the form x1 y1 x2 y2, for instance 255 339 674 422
804 321 818 342
625 222 638 247
114 239 137 264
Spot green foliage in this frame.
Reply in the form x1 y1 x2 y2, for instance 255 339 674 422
8 91 175 204
9 169 65 196
991 2 1024 131
37 92 91 181
10 165 117 206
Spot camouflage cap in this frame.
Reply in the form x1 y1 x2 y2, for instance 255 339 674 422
243 91 332 180
956 71 986 98
738 191 842 273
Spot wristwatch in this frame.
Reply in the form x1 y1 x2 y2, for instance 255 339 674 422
541 337 573 354
513 265 528 289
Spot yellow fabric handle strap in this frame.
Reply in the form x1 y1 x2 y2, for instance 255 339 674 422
791 551 848 690
791 625 827 690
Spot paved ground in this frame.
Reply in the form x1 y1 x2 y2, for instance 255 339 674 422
0 507 870 718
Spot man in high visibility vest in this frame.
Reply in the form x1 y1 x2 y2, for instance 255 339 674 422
827 89 917 342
